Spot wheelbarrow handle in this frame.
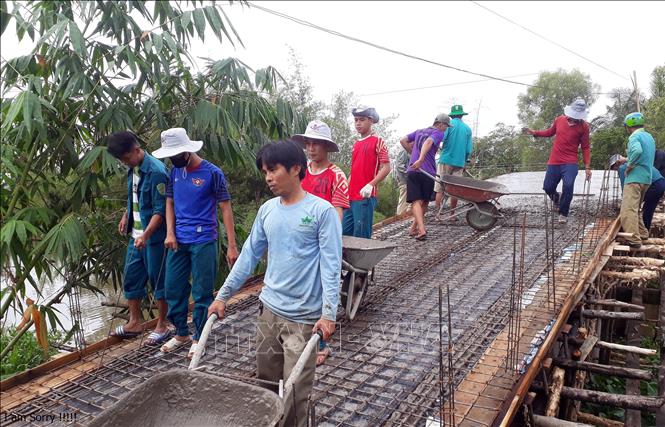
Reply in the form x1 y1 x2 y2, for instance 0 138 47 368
282 330 323 402
188 313 218 370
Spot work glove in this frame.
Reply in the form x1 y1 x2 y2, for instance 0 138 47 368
359 183 374 198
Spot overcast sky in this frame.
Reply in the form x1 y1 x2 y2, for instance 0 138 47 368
215 1 665 138
2 1 664 140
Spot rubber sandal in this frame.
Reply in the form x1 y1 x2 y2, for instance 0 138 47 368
415 233 427 241
188 342 206 359
144 329 172 346
160 337 189 353
110 325 141 339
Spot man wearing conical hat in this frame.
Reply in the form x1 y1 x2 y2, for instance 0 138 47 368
523 98 592 224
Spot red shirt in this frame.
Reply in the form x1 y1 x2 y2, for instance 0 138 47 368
301 163 350 209
348 135 390 201
533 115 590 166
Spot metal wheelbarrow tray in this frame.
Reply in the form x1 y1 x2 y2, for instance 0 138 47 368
420 170 510 231
88 369 284 427
340 236 396 320
441 175 510 203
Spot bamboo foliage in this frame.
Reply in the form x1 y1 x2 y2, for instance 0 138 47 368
0 0 302 346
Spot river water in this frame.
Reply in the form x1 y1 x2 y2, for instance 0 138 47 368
1 273 123 345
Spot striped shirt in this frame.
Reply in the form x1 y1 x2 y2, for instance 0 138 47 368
301 163 350 209
131 167 143 239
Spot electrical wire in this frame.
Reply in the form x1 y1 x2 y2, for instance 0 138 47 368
469 1 629 81
246 2 543 89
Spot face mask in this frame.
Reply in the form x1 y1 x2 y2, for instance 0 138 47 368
170 153 190 168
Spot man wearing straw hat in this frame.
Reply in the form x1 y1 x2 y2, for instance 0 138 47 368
152 128 239 358
523 98 592 224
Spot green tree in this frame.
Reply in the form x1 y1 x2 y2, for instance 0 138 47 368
470 123 532 178
644 65 665 147
0 0 300 357
517 69 600 129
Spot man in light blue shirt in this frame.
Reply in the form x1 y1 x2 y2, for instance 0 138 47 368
619 112 656 248
208 140 342 427
434 105 473 220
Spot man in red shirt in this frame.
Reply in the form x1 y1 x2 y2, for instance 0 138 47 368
293 120 350 220
344 106 391 238
523 98 592 223
293 119 349 365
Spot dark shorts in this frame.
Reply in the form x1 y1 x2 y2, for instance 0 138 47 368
406 171 435 203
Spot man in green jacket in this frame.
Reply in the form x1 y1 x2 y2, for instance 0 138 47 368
107 131 171 345
619 112 656 249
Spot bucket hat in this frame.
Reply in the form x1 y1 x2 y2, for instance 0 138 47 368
351 106 379 123
152 128 203 158
433 113 454 127
449 105 468 116
291 120 339 152
563 98 589 121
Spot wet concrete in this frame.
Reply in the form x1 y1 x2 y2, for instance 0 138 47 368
87 370 283 427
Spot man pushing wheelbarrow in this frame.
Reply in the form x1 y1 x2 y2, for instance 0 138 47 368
208 140 342 427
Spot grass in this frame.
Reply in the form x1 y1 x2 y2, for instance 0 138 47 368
1 328 63 380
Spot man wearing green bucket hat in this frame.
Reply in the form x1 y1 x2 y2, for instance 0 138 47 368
434 105 473 221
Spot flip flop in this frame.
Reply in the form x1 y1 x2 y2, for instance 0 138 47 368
144 329 172 346
415 233 428 241
110 325 141 339
160 337 190 353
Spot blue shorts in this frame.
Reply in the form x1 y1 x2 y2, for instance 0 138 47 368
342 197 377 238
123 238 167 300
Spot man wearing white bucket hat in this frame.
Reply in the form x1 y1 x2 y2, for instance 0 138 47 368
523 98 592 223
292 119 349 366
152 128 239 358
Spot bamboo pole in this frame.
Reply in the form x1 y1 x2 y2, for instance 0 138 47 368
532 382 664 410
581 310 643 320
533 415 593 427
552 358 653 381
595 340 658 356
586 299 644 311
576 411 624 427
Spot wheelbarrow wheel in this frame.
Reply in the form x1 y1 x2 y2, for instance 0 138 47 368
466 201 498 231
340 271 368 320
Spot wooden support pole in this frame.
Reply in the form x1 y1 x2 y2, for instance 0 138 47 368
552 358 653 381
545 367 566 417
657 270 665 427
609 256 665 267
581 310 643 320
532 382 665 410
586 299 644 311
533 414 593 427
625 288 643 427
600 269 660 281
576 411 624 427
596 340 658 356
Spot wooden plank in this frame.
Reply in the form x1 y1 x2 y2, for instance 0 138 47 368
587 299 644 311
581 310 643 320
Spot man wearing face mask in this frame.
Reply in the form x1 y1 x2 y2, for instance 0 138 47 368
152 128 239 358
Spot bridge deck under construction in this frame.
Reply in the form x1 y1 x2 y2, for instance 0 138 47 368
0 172 630 426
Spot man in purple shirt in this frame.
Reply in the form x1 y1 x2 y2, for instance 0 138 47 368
399 113 452 240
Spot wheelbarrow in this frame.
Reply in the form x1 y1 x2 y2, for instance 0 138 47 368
419 170 509 231
88 313 322 427
341 236 397 320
